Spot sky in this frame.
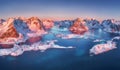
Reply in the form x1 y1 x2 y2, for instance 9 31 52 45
0 0 120 20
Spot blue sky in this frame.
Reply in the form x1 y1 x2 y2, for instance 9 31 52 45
0 0 120 20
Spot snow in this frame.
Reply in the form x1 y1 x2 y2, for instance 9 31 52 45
101 19 120 33
112 36 120 40
85 19 100 29
90 41 117 55
0 40 74 56
0 17 120 56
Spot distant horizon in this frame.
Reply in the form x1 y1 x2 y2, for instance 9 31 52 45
1 16 120 21
1 0 120 21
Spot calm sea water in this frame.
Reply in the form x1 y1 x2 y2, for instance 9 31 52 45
0 29 120 70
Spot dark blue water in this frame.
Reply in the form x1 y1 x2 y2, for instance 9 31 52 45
0 29 120 70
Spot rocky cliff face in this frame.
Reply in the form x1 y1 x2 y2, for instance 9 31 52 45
69 18 88 35
54 20 74 28
101 19 120 33
27 17 44 32
0 17 45 48
14 18 31 36
0 18 20 48
0 18 19 40
85 19 100 29
0 17 120 48
42 19 54 30
0 19 5 24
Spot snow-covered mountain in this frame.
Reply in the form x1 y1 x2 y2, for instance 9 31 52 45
0 19 5 24
0 18 20 43
85 19 101 29
42 19 54 30
101 19 120 33
0 17 48 47
0 17 120 48
27 17 44 32
14 17 31 36
69 18 88 34
54 20 74 28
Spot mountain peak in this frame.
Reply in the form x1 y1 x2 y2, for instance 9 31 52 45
0 17 120 47
0 18 19 43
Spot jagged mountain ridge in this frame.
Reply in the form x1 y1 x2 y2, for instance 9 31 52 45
0 17 53 45
69 18 88 34
0 17 120 48
0 18 19 40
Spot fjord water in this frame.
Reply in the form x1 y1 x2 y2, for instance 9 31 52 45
0 29 120 70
